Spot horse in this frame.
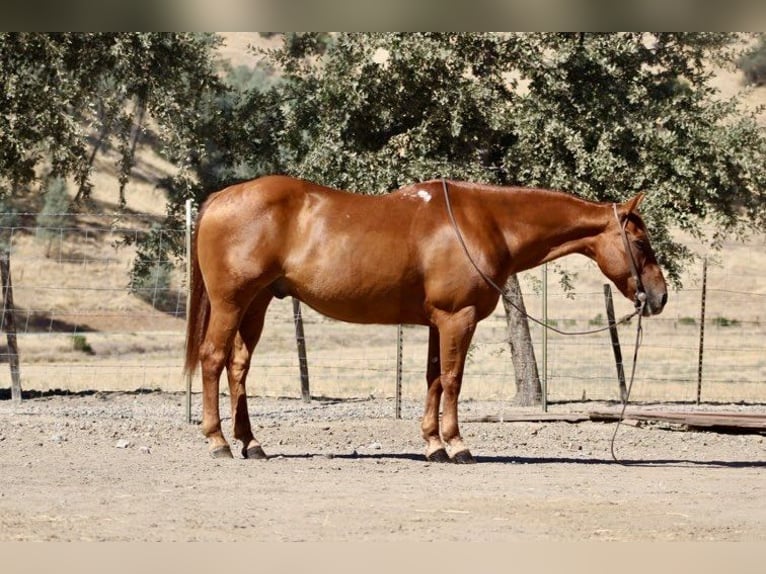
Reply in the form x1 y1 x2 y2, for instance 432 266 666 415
184 175 667 463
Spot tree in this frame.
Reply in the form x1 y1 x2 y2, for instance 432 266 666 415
739 34 766 86
505 33 766 283
0 33 222 207
36 176 70 258
0 32 225 298
237 32 766 405
0 33 223 395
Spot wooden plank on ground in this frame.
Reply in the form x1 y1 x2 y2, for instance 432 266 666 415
466 410 766 434
466 413 591 423
588 409 766 434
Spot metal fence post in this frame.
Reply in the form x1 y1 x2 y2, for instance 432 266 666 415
541 263 548 412
293 297 311 402
185 199 193 423
395 324 403 419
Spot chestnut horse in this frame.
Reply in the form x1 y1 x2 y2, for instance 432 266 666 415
184 175 667 463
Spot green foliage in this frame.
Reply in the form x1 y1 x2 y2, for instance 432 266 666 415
156 50 284 222
4 33 766 290
589 313 605 327
711 316 741 328
131 262 176 312
0 197 19 253
738 35 766 86
0 33 222 206
267 33 517 192
677 316 697 326
0 33 229 287
129 223 182 313
71 334 94 355
243 32 766 286
36 176 70 257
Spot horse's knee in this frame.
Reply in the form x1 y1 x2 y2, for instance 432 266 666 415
227 363 249 386
199 342 228 375
440 373 461 396
227 351 251 379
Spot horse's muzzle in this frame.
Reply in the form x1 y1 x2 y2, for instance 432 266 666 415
641 290 667 316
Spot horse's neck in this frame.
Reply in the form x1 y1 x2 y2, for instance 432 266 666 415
492 189 609 273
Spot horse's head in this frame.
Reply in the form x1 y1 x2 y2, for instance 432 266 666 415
594 193 667 316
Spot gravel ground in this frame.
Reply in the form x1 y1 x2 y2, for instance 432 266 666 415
0 391 764 541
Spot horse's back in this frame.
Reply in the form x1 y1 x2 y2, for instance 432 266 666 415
195 176 430 321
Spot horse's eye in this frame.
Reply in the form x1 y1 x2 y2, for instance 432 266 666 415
634 239 646 252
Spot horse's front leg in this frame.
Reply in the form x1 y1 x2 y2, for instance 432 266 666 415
432 307 478 464
422 326 450 462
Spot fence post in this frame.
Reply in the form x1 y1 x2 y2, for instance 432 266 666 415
0 251 22 403
395 324 403 419
293 297 311 402
184 199 192 423
603 283 627 403
541 263 548 412
697 256 708 405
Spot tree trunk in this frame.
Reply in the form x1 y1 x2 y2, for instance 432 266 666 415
502 274 541 406
75 123 109 202
118 98 146 208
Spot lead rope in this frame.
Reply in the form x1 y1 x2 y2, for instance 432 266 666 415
441 179 641 335
610 300 644 463
441 179 645 462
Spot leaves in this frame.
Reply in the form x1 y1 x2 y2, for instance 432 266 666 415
3 33 766 288
0 33 221 205
250 33 766 284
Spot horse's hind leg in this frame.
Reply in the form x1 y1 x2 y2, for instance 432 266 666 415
200 300 247 458
226 291 273 459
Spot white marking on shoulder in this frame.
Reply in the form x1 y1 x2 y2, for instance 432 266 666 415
416 189 432 202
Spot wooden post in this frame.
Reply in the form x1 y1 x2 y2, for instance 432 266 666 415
395 324 403 419
184 199 193 423
604 284 628 403
697 257 707 405
0 251 22 403
541 263 548 412
292 297 310 402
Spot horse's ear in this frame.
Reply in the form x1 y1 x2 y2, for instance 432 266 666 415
623 192 645 215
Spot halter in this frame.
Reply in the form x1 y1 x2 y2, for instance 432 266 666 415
612 203 647 310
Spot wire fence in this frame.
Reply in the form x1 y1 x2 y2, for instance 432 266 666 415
1 214 765 406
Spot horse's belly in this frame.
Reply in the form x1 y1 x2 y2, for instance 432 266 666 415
303 300 401 324
284 275 426 326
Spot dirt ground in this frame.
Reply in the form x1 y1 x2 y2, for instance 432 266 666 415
0 391 764 542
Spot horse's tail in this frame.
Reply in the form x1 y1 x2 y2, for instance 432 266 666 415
183 201 211 378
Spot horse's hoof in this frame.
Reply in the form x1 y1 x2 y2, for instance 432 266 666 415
452 450 477 464
426 448 452 463
243 445 268 460
210 445 233 459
